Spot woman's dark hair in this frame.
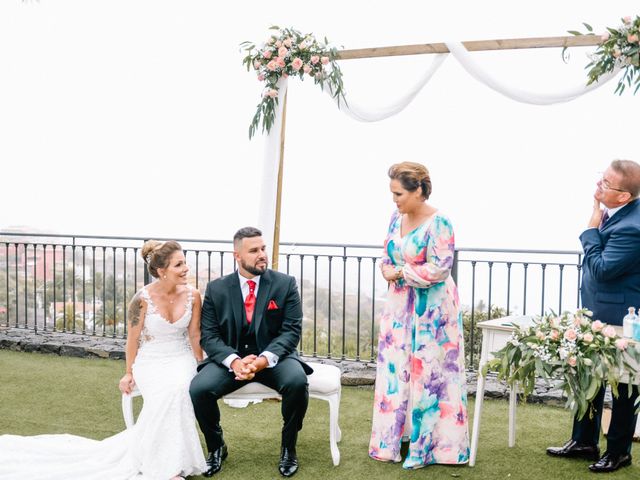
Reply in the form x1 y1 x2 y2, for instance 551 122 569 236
388 162 432 199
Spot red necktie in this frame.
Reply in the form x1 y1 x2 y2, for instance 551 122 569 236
245 280 256 324
599 211 610 230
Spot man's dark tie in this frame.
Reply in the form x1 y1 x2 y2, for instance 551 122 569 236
599 210 610 230
245 280 256 324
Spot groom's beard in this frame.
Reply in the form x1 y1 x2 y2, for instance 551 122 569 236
240 259 267 276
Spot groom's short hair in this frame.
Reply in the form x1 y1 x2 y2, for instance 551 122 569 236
233 226 262 248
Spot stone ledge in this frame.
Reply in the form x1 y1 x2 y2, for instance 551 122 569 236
0 327 583 405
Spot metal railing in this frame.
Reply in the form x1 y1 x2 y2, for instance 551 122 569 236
0 232 582 368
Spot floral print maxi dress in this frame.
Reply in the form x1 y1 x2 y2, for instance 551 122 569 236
369 210 470 469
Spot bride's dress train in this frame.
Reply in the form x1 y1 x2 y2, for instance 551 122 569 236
0 286 206 479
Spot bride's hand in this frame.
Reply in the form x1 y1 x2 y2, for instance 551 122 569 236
118 373 135 394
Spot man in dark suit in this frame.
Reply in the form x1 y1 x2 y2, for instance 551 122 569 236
189 227 312 477
547 159 640 473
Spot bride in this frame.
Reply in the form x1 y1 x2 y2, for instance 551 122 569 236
0 240 207 479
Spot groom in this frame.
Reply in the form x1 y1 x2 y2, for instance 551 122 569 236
190 226 312 478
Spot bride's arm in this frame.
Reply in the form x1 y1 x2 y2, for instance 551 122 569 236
188 290 204 362
119 291 146 394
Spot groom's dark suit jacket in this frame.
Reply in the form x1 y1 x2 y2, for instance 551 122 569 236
580 198 640 326
199 268 312 374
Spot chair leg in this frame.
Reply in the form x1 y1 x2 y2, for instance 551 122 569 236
327 393 341 466
336 389 342 443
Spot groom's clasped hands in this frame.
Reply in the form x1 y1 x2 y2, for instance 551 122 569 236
231 354 269 381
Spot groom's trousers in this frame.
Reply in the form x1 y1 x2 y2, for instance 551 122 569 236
189 357 309 452
572 383 639 455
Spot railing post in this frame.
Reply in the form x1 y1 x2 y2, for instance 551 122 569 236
143 239 151 286
452 248 459 283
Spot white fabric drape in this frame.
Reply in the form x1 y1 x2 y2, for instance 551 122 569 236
443 41 619 105
258 77 288 256
258 41 621 268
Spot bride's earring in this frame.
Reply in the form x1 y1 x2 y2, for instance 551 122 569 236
163 275 167 279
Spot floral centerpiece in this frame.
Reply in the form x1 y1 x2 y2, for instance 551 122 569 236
241 26 346 139
484 309 640 420
569 15 640 94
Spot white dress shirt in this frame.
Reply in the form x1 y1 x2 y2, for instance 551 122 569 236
221 271 278 370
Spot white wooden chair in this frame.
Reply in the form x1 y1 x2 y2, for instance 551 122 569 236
122 361 343 466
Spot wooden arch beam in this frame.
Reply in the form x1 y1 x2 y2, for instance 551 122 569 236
337 35 601 60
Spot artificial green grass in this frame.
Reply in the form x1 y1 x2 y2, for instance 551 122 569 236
0 349 638 479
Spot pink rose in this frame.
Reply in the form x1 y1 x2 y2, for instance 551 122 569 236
310 55 320 65
601 32 610 42
303 64 312 74
257 74 265 81
291 57 303 71
628 34 639 43
567 356 577 367
564 329 578 341
615 337 629 350
573 316 582 327
550 330 560 340
264 89 278 98
623 16 633 25
582 332 594 343
278 46 288 57
591 320 604 332
275 40 282 48
602 325 616 338
266 60 277 71
299 41 307 50
276 57 286 68
263 50 272 59
613 48 622 58
253 60 262 70
321 56 330 65
535 330 545 340
283 37 292 48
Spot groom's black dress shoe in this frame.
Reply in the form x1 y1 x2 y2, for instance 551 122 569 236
203 444 228 477
278 447 299 477
546 439 600 461
588 452 632 473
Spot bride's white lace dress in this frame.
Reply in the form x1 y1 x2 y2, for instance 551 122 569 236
0 285 207 480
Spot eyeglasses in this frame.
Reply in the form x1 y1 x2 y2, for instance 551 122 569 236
598 176 628 193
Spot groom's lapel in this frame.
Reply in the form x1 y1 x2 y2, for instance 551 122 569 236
253 270 272 333
229 274 243 335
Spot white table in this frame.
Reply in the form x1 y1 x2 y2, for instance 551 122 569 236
469 315 640 467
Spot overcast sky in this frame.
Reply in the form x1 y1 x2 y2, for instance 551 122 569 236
1 0 638 251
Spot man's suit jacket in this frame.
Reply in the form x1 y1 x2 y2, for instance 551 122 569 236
580 198 640 325
199 268 313 374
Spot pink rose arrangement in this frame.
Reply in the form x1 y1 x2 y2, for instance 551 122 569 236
485 309 640 421
241 26 346 138
569 16 640 95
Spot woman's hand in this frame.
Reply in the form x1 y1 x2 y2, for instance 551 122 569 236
381 264 402 282
118 373 135 394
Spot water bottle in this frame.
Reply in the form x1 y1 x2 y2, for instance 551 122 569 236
634 308 640 341
622 306 637 338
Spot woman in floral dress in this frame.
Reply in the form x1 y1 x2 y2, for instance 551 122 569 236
369 162 469 469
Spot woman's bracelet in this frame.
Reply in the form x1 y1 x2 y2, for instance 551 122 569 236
395 268 403 281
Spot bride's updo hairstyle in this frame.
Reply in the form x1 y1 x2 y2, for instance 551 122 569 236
388 162 432 200
141 240 182 278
